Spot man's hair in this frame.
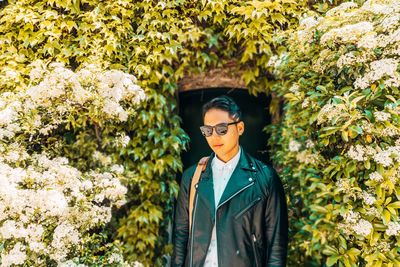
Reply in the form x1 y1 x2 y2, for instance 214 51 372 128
202 95 242 121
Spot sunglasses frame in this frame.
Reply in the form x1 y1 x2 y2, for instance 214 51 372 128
199 121 241 137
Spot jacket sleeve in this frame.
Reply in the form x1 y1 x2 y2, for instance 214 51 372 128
172 167 195 267
263 166 288 267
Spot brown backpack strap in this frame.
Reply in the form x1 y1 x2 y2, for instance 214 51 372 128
189 156 209 231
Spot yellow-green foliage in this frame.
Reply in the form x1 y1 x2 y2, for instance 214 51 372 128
0 0 348 265
0 0 310 265
268 1 400 266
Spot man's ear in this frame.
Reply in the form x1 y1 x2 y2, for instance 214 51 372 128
238 121 245 136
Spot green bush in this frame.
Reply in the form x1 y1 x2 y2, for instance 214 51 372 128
0 1 188 265
268 1 400 266
0 0 351 265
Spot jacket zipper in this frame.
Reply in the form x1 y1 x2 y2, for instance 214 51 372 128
189 187 199 267
234 196 262 220
251 233 260 267
215 181 255 267
216 181 254 210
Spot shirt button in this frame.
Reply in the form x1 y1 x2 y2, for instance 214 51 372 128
248 177 253 182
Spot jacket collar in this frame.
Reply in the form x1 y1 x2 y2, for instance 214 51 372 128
198 147 257 215
201 147 256 179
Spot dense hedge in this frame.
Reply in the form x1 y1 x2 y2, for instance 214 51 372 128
268 1 400 266
0 1 188 265
0 0 352 265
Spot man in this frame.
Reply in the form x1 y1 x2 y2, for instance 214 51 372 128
173 95 288 267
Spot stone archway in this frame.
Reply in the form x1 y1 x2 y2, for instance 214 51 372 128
178 63 246 92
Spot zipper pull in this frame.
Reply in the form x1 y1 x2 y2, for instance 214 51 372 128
252 234 257 242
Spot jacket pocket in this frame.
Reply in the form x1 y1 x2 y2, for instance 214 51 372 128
234 197 262 220
251 233 261 267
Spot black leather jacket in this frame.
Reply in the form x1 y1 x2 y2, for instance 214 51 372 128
172 149 288 267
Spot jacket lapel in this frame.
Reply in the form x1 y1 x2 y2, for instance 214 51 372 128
217 149 257 208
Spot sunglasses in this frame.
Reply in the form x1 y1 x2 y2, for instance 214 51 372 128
200 121 241 137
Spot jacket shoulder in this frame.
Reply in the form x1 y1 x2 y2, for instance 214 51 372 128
251 157 282 196
180 163 198 187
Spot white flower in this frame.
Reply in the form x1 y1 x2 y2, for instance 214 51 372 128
50 223 81 261
381 14 400 32
373 150 393 167
347 145 366 161
302 98 310 108
343 210 360 224
289 140 301 152
0 106 18 126
267 55 278 67
133 262 144 267
362 191 376 205
354 58 400 89
108 253 123 264
299 16 321 29
295 151 320 164
0 220 28 239
320 22 374 45
0 242 27 267
110 164 124 174
352 219 373 236
385 221 400 236
5 70 18 79
58 260 88 267
357 32 378 49
317 103 346 125
361 2 393 14
289 84 300 95
369 171 384 182
337 52 357 68
305 139 315 148
115 133 130 147
374 111 391 122
326 2 358 17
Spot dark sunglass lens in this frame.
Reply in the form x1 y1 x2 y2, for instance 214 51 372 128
216 124 228 135
200 126 213 137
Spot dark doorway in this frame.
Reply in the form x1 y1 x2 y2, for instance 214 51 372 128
178 88 272 180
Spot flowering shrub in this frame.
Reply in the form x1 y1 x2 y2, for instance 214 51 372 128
268 0 400 266
0 62 146 266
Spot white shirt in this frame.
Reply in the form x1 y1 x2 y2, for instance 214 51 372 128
204 147 241 267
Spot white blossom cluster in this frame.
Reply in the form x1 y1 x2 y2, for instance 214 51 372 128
0 152 127 265
353 219 373 237
354 58 400 89
316 103 349 125
369 171 384 182
340 211 373 237
288 139 301 152
360 191 376 205
280 1 400 264
320 21 374 45
26 62 146 122
0 62 146 142
293 0 400 96
325 2 359 17
295 151 320 165
346 144 400 168
385 221 400 236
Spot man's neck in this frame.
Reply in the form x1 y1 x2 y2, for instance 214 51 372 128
216 146 240 163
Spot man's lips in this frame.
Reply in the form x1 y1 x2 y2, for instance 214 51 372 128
213 144 223 148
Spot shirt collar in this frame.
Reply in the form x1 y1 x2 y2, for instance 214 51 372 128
212 146 241 171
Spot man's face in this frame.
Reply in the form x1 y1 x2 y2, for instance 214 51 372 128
203 108 244 161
